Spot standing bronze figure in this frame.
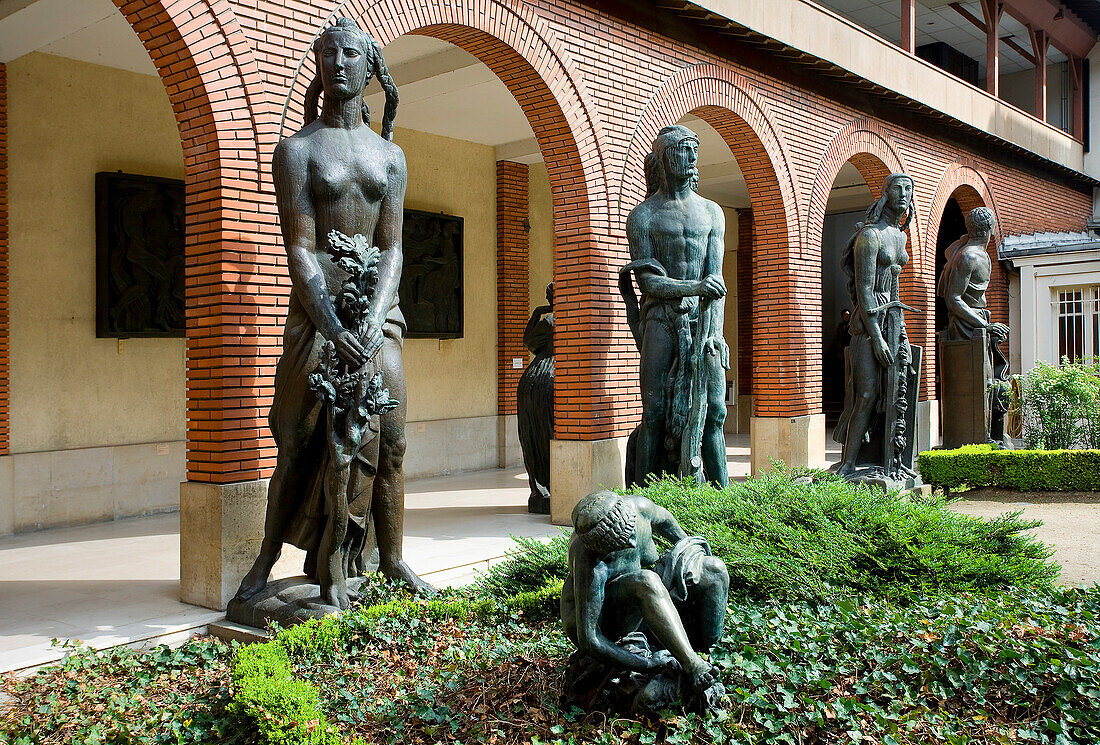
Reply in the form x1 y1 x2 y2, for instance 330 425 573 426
831 173 922 489
620 125 729 489
230 18 430 627
937 207 1011 448
517 282 554 514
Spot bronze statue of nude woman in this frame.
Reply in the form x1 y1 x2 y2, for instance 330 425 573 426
231 17 430 622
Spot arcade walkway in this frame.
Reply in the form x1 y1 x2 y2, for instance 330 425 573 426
0 434 836 673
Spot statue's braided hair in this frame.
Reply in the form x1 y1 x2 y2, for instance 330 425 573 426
573 490 637 556
303 17 399 141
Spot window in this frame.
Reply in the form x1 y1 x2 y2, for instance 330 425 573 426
1055 285 1100 363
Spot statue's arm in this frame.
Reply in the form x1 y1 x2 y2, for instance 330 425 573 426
365 144 408 351
522 306 552 352
943 251 990 331
626 208 709 300
273 139 358 358
574 555 655 671
639 497 689 545
704 203 729 358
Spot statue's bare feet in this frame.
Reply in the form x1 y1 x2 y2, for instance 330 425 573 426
234 552 278 601
321 580 351 611
381 560 437 595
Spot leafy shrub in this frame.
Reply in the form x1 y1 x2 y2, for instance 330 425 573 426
479 469 1058 604
920 443 1100 491
231 633 345 745
1020 360 1100 449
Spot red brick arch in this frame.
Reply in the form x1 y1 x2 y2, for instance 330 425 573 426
115 0 283 483
280 0 623 439
806 119 914 259
618 65 815 417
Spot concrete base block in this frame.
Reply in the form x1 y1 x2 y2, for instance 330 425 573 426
916 399 940 455
736 395 753 434
179 478 270 611
750 414 826 476
549 437 628 527
0 455 13 537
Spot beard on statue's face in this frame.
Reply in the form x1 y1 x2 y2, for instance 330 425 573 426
318 31 370 100
666 138 700 183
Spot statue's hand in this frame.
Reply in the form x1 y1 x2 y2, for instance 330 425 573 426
363 323 385 361
705 337 731 371
332 329 367 369
988 322 1009 341
873 336 893 367
695 274 726 300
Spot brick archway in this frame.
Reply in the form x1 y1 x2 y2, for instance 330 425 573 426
115 0 283 483
279 0 620 440
619 65 811 418
806 119 914 259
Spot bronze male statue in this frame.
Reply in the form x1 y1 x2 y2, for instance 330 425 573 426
937 206 1010 446
231 18 430 625
561 489 729 713
620 125 729 488
832 173 922 489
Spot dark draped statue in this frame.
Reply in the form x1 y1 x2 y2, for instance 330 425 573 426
229 17 431 628
831 173 922 490
517 282 554 514
620 125 729 489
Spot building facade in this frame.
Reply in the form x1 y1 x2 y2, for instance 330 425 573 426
0 0 1094 608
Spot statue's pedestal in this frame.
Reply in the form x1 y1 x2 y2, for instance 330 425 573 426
549 437 627 526
179 479 269 610
750 414 825 476
938 333 990 450
226 574 371 628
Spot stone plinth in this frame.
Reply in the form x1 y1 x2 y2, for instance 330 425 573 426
750 414 826 476
179 478 269 610
549 437 628 526
939 333 990 450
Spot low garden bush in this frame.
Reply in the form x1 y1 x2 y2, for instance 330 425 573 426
919 443 1100 492
1 472 1088 745
480 468 1058 606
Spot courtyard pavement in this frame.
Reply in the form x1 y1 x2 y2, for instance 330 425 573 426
2 432 1096 674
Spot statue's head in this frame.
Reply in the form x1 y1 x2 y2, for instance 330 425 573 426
303 17 399 140
644 125 700 197
964 207 996 241
314 18 375 100
572 490 637 555
865 173 914 230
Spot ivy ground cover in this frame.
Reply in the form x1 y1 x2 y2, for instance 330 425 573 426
3 470 1098 745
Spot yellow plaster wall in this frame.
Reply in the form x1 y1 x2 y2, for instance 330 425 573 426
528 162 554 315
394 127 498 422
7 53 185 453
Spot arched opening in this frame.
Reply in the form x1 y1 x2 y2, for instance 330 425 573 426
818 163 874 440
0 0 202 669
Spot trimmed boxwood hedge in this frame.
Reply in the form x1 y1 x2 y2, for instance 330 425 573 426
918 444 1100 491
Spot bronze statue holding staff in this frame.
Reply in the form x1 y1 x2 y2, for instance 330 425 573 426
831 173 922 489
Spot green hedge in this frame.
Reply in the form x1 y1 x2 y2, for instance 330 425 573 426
919 444 1100 491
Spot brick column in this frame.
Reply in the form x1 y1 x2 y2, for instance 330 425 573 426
735 210 754 431
496 161 529 416
0 63 9 538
